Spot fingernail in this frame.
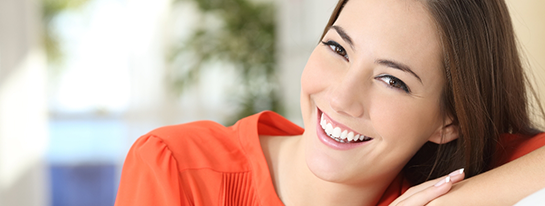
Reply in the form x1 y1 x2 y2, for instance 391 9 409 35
448 168 464 177
434 176 450 187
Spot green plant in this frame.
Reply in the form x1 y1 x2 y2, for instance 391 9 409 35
169 0 283 125
42 0 90 67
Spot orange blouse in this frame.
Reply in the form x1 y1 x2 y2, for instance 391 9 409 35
115 111 545 206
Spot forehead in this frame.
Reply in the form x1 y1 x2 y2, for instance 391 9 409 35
334 0 443 74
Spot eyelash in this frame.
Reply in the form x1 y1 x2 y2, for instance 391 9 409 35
321 40 410 93
321 40 349 61
375 75 411 93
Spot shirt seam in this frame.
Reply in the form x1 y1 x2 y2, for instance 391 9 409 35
234 117 264 206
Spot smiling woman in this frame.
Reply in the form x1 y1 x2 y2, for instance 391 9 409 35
296 1 454 204
115 0 545 206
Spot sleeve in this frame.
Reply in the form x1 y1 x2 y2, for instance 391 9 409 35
115 135 185 206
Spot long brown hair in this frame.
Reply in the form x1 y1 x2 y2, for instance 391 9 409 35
321 0 543 184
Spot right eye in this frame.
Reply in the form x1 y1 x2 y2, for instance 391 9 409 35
321 40 349 61
375 75 410 93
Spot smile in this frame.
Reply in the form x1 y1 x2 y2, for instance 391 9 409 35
319 111 373 143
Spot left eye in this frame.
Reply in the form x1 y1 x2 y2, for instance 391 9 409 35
321 40 349 61
376 75 410 93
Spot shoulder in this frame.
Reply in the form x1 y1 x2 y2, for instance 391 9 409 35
146 120 234 149
498 132 545 153
149 120 228 136
134 120 252 172
492 132 545 167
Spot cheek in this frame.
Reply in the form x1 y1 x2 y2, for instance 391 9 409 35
301 48 326 126
301 48 338 96
370 93 442 148
364 98 443 173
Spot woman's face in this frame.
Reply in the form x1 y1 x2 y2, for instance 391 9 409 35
300 0 445 185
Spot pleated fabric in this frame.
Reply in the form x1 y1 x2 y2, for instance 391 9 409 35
221 172 256 206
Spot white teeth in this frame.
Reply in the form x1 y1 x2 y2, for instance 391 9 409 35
319 114 323 128
340 130 348 139
320 114 324 128
320 112 372 143
347 132 354 141
326 123 333 135
321 113 325 123
332 127 341 137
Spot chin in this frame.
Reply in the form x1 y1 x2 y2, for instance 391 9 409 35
306 156 345 183
302 131 353 184
305 155 374 186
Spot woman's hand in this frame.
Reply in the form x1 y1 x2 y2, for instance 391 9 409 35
389 169 465 206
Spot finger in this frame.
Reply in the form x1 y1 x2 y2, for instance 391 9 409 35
390 168 465 206
395 176 452 206
412 168 466 193
448 168 465 183
420 168 465 188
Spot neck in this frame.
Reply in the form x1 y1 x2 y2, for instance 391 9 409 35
268 135 398 206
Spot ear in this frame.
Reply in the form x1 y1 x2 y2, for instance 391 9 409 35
428 116 459 144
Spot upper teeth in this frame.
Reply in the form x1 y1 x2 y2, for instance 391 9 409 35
320 113 369 142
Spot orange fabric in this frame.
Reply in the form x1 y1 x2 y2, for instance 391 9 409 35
491 132 545 167
115 111 303 206
115 111 545 206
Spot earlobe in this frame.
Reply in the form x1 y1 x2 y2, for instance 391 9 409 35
428 122 460 144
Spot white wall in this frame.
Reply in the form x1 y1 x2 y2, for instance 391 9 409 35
0 0 49 205
506 0 545 125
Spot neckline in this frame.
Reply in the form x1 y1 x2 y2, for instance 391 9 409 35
236 111 304 205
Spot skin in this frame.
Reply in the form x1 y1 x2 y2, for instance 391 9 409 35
392 146 545 206
260 0 459 205
427 146 545 206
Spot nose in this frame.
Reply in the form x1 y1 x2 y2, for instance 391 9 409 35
329 73 366 118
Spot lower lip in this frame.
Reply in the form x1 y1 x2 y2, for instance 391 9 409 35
315 109 371 150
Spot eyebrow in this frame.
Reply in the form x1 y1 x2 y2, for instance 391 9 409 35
331 25 354 49
375 59 423 84
330 26 422 84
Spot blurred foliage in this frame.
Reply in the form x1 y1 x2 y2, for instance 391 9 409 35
169 0 283 125
42 0 90 67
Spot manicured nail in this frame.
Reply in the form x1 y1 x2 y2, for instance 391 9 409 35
449 168 464 177
434 176 450 187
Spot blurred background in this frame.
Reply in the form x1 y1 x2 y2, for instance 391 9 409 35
0 0 543 205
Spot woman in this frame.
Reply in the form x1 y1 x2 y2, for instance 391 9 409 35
115 0 545 205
